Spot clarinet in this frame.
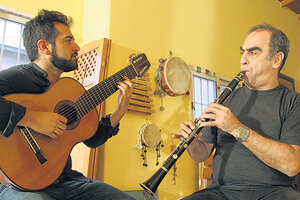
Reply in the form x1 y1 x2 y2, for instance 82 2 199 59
140 71 245 198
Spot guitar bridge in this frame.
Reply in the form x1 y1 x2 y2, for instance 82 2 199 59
19 127 47 164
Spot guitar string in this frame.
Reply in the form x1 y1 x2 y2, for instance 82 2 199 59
20 127 37 153
75 66 136 119
30 65 137 141
76 66 136 116
75 73 118 117
41 67 135 132
20 64 140 158
53 66 136 133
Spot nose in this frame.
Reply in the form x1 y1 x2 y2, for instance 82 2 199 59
73 42 80 52
240 52 249 66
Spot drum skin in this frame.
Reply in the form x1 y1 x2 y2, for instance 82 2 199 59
138 123 161 149
160 57 191 96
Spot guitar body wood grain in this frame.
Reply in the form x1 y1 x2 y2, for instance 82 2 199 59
0 77 99 191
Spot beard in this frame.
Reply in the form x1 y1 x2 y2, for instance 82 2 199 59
50 47 78 72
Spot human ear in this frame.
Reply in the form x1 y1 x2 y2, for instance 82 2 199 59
37 40 52 55
273 52 284 70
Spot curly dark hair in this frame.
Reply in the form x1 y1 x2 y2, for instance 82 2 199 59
23 9 73 61
247 23 289 72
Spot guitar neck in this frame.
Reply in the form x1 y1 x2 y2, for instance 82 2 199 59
75 64 138 118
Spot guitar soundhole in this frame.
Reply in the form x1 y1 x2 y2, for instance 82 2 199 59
54 100 80 130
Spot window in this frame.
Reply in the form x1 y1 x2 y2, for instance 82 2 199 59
191 70 237 190
0 7 32 71
192 75 217 120
191 72 230 120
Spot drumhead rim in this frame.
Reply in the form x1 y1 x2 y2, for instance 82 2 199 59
163 57 191 95
139 123 161 149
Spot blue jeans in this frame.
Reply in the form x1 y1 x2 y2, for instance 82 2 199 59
0 179 135 200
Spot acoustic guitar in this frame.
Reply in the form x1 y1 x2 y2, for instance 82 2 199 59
0 53 150 191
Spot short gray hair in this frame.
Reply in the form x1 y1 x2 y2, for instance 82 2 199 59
247 23 289 72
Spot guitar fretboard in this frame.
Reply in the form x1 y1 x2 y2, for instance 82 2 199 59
75 64 138 118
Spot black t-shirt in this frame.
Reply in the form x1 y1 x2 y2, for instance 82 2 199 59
201 85 300 188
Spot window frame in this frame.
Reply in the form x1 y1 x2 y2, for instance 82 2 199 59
0 5 33 70
0 5 33 24
189 70 231 120
189 70 232 190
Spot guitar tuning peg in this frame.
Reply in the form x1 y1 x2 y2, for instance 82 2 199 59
127 54 136 63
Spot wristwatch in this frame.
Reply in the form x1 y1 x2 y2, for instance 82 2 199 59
236 125 250 142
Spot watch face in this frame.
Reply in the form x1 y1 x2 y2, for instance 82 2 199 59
237 126 249 142
240 128 247 137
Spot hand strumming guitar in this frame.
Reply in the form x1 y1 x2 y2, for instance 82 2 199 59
18 110 67 139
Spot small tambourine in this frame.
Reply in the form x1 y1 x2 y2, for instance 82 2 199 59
159 57 191 96
136 123 164 167
138 123 161 149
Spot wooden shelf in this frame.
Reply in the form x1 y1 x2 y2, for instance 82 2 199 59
279 0 300 20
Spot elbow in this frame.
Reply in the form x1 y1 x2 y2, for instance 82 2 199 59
283 162 300 177
286 171 299 178
287 169 300 177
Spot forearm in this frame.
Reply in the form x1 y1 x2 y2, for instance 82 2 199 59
238 129 300 177
110 77 132 128
18 109 44 128
0 98 26 137
201 102 300 177
109 107 127 128
84 115 119 148
17 108 33 127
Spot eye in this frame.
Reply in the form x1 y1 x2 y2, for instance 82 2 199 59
250 51 258 56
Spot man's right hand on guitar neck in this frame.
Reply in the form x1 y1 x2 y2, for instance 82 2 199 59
18 109 68 138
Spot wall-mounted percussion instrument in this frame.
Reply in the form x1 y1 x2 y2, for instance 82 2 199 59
140 71 245 198
136 123 164 167
128 54 155 115
159 57 191 96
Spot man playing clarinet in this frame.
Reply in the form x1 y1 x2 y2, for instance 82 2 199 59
175 24 300 200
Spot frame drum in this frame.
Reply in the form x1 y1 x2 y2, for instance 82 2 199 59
160 57 191 96
138 123 161 149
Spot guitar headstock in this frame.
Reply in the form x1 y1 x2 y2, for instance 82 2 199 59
129 53 151 78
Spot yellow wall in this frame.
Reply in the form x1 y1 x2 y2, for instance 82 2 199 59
99 43 196 199
2 0 300 199
108 0 300 90
0 0 84 45
89 0 300 199
82 0 110 45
